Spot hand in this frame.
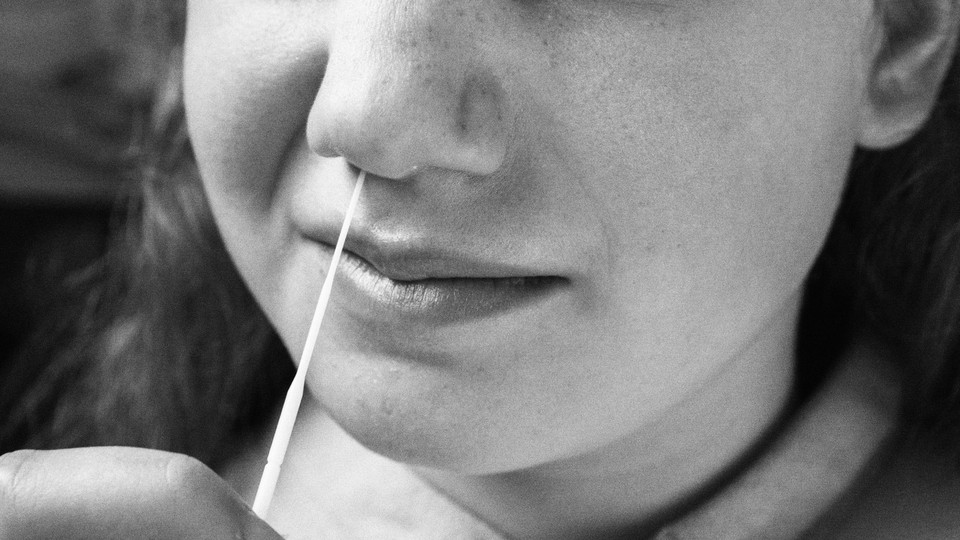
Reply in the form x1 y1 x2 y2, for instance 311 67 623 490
0 447 284 540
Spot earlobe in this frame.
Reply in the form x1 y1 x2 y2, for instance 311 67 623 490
857 0 959 149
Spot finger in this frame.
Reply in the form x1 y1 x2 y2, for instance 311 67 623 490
0 447 284 540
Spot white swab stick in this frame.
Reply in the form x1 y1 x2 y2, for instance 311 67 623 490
252 170 366 518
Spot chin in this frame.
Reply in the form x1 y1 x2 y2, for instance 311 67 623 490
325 395 503 473
309 355 556 475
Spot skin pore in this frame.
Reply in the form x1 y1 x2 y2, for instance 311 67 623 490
182 0 950 537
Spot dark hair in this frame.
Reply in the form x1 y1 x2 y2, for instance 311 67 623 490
801 54 960 452
2 0 960 464
0 0 291 466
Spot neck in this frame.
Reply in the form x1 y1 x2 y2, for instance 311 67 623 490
241 295 800 538
413 295 799 539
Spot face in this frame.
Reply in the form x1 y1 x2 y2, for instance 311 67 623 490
184 0 872 473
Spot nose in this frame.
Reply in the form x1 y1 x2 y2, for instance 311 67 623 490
306 1 509 179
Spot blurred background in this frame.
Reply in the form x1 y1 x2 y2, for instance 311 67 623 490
0 0 148 364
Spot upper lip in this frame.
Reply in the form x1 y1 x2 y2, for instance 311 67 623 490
303 221 561 282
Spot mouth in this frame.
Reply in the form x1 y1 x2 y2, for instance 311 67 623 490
319 240 568 324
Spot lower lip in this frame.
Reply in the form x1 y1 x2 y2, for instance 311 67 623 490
329 248 566 324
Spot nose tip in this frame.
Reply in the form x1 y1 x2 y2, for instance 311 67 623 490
308 73 508 180
305 18 509 180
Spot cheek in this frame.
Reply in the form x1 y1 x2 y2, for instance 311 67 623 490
183 2 327 215
598 10 856 271
182 2 334 314
545 2 863 367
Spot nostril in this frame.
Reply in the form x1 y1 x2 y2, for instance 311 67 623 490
332 140 422 181
343 158 417 183
447 74 508 176
306 128 338 159
304 20 509 179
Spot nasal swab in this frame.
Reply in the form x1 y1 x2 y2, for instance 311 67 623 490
252 170 366 518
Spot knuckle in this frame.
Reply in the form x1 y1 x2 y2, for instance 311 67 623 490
0 449 39 501
0 449 40 535
161 453 214 494
160 453 264 538
235 516 277 540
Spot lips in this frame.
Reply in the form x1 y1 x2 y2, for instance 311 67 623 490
305 226 568 324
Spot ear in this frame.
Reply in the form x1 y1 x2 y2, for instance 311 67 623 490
858 0 960 149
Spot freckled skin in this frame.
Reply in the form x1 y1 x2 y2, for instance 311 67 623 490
184 0 870 482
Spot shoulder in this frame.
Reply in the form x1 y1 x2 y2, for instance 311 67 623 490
809 435 960 539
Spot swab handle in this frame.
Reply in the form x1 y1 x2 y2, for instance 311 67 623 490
267 375 306 463
248 170 366 520
252 374 305 517
252 461 282 516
